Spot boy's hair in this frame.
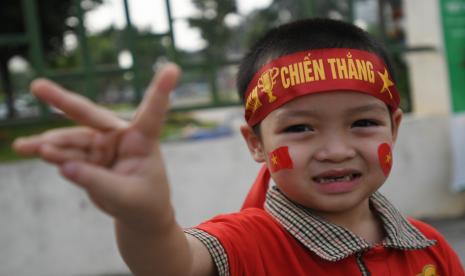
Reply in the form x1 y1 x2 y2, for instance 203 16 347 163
236 18 397 107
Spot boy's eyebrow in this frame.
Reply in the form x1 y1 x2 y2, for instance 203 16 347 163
274 109 319 120
274 102 388 122
345 103 389 114
273 109 319 126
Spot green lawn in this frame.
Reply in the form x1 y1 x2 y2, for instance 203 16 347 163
0 119 75 162
0 112 217 162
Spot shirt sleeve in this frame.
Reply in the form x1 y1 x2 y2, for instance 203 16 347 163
184 209 272 276
184 228 230 276
433 228 465 275
410 218 465 275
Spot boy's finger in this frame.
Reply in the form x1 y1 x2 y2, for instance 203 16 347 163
132 63 181 139
42 127 95 148
13 135 43 155
13 127 94 155
60 161 133 216
31 79 128 131
39 144 87 164
89 130 120 166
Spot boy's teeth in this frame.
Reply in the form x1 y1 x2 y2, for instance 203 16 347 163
316 174 354 184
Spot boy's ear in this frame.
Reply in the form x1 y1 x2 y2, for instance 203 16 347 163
391 108 403 144
240 124 266 163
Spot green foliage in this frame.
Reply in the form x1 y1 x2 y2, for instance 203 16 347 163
236 7 280 51
0 0 103 62
0 118 75 162
0 0 103 118
187 0 237 60
44 25 170 105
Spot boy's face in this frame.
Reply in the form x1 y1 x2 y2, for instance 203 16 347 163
241 91 402 215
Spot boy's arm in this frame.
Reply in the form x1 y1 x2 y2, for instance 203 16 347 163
116 219 217 276
13 64 216 276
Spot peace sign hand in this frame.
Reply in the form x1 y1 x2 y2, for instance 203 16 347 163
13 64 181 233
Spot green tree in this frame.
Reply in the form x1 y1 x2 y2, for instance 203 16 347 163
187 0 237 61
49 25 169 104
0 0 102 118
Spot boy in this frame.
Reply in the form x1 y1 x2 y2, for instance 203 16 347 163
13 18 464 275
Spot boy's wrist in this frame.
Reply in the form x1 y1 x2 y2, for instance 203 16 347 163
115 203 178 236
114 205 192 276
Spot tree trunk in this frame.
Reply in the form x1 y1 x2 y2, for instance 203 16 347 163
0 56 16 119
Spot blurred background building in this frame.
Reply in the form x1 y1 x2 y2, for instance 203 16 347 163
0 0 464 275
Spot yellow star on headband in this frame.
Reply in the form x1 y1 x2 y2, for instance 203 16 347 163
377 69 394 99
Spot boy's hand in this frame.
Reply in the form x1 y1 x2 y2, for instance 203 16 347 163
13 64 181 233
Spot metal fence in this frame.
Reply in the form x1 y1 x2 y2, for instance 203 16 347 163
1 0 414 126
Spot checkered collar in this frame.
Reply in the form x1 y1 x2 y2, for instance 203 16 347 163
264 186 436 261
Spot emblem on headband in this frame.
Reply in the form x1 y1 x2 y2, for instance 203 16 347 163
258 67 279 103
246 67 279 113
245 86 262 112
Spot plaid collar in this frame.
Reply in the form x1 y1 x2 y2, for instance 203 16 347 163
264 186 436 261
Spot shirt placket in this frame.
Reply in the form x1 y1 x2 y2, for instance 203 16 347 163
355 251 371 276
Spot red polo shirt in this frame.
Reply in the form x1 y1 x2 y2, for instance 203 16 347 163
186 188 464 276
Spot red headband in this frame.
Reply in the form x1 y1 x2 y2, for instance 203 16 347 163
244 48 400 126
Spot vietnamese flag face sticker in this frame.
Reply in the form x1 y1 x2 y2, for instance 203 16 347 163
378 143 392 176
268 146 293 173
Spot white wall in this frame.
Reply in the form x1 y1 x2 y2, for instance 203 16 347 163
404 0 452 114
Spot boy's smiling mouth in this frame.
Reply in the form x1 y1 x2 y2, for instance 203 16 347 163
314 173 360 184
312 169 362 193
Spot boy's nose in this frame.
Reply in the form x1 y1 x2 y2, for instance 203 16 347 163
313 135 356 163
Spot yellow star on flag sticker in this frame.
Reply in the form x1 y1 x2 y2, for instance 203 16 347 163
385 153 392 164
271 154 278 166
377 69 394 99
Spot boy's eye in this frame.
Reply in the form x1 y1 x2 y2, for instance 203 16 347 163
352 119 379 128
284 124 313 133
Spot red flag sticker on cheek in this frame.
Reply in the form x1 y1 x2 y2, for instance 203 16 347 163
378 143 393 176
268 146 293 173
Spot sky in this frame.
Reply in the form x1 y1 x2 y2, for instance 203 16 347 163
85 0 273 51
